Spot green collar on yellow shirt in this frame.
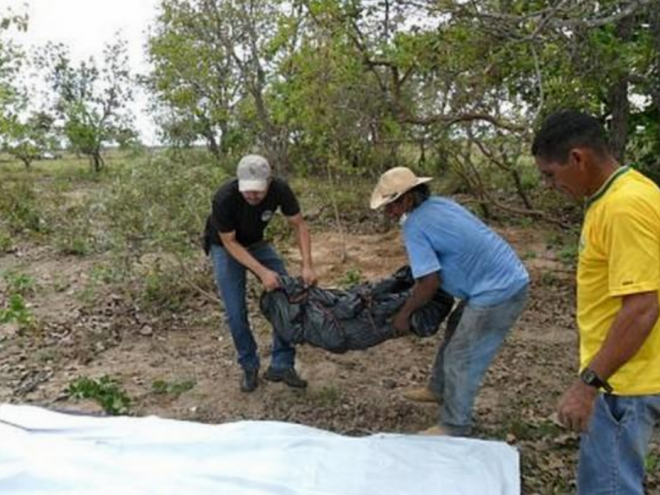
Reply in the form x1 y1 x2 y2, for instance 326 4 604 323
585 165 630 209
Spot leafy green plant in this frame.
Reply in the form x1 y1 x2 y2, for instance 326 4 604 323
0 294 34 328
104 155 226 254
264 214 292 242
67 375 131 415
139 259 197 312
151 378 196 397
0 229 12 252
0 179 45 233
2 271 35 296
338 267 363 288
558 244 578 265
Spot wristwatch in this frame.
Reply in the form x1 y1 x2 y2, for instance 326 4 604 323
580 367 613 394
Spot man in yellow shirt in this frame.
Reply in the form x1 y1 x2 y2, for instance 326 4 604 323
533 110 660 494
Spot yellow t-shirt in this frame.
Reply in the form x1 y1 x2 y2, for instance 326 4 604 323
578 167 660 395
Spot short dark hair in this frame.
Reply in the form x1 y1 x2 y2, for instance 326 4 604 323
406 183 431 209
532 110 610 163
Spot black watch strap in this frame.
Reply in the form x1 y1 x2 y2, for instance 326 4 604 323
580 367 613 394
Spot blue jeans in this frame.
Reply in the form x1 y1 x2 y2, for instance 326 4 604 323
578 394 660 494
210 242 295 371
429 285 529 435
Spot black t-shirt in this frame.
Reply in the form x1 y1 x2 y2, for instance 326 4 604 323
204 177 300 250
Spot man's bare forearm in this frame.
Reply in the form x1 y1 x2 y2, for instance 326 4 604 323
295 220 313 270
397 272 440 319
588 291 659 380
220 234 268 278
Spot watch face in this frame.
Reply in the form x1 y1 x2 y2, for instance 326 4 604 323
581 368 598 386
581 367 612 393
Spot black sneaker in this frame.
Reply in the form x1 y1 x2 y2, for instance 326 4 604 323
263 367 308 389
240 368 259 393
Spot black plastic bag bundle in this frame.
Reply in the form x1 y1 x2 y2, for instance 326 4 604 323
260 266 457 354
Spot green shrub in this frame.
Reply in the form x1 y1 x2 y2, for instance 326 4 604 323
0 294 34 328
338 267 363 288
2 271 36 296
264 214 292 243
0 179 45 234
141 260 192 311
0 229 12 252
67 375 131 415
103 155 228 255
52 201 106 256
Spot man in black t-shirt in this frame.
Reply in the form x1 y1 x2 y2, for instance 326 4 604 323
204 154 317 392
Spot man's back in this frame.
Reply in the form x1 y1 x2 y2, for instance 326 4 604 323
403 197 529 305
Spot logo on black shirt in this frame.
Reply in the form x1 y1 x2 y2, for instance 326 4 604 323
261 210 274 222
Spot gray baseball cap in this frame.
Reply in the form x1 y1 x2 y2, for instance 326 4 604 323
237 154 271 192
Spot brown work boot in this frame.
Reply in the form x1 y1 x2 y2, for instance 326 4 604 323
418 425 449 436
263 367 308 389
402 386 440 403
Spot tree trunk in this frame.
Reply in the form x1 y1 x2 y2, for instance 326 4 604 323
92 151 104 173
219 121 231 156
418 138 426 166
205 132 221 159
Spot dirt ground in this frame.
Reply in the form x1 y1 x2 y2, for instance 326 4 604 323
0 224 658 494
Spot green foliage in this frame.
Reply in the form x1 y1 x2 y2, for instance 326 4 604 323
145 0 660 212
508 418 563 442
151 378 196 397
67 375 131 415
0 269 35 330
558 244 579 266
0 293 33 328
264 215 292 243
139 258 196 311
546 229 580 266
52 201 101 256
0 228 12 252
103 154 226 254
338 267 363 288
2 112 58 169
37 39 136 172
2 270 35 296
0 179 45 234
308 385 342 408
0 9 27 136
147 0 242 156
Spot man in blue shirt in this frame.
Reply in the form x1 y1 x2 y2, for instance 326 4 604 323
371 167 529 435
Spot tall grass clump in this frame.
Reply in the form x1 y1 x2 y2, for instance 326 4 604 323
0 179 47 235
104 153 227 254
100 153 228 310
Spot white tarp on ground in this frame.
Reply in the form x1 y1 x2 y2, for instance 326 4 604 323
0 404 519 495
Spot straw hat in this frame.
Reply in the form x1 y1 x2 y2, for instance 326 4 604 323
370 167 433 209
